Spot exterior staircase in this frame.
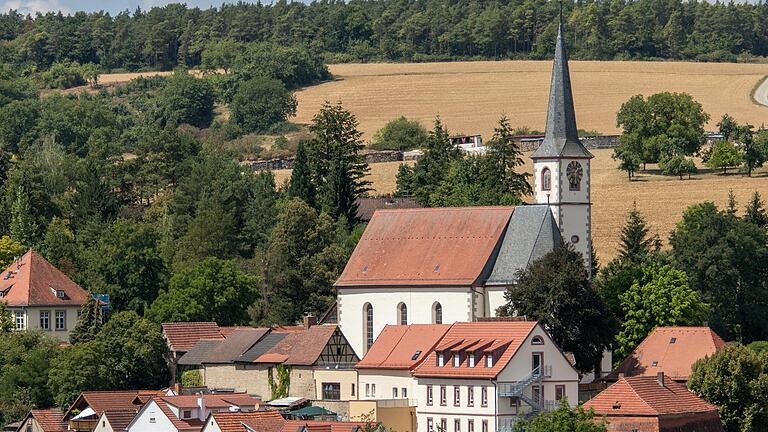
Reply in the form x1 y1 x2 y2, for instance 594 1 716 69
498 365 552 419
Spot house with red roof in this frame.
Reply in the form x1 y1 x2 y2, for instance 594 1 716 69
583 373 724 432
63 389 174 431
15 409 67 432
93 409 140 432
605 327 726 383
126 393 260 432
412 320 579 432
1 250 92 341
200 411 367 432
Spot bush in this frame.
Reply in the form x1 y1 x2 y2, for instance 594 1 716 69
370 116 429 151
705 140 743 174
230 78 297 134
157 72 215 128
180 369 203 387
40 61 87 89
660 154 697 179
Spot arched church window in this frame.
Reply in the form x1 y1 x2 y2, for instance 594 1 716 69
541 168 551 191
398 303 408 325
433 302 443 324
364 303 374 351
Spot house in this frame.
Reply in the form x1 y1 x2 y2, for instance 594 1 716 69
606 327 726 383
354 197 420 222
412 319 580 432
201 411 285 432
163 322 227 382
280 420 367 432
335 10 594 361
63 389 173 431
93 410 139 432
177 321 359 414
583 374 724 432
15 409 66 432
126 393 260 432
351 324 450 432
1 250 92 341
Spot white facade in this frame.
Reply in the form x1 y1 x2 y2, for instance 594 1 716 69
533 157 592 276
127 400 179 432
358 369 417 401
415 326 579 432
9 305 81 341
338 287 478 357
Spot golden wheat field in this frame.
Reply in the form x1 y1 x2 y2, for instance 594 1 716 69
273 150 768 261
295 61 768 140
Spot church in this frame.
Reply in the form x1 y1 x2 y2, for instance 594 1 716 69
335 22 593 358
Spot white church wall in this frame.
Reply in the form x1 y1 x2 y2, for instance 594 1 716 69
485 287 508 316
337 287 473 357
532 159 561 206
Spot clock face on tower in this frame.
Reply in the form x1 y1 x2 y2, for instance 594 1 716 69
566 161 583 191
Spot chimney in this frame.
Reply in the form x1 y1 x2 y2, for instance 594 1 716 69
197 393 206 420
303 314 317 329
656 372 665 387
618 373 625 379
173 383 182 395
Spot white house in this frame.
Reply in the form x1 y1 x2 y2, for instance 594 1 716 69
334 11 595 362
93 410 139 432
126 393 260 432
412 320 580 432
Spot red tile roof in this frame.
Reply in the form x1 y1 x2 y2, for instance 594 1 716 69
152 398 204 432
0 250 89 307
254 325 342 366
608 327 726 381
356 324 451 370
212 411 285 432
162 322 224 352
413 321 538 379
335 207 514 287
281 420 367 432
26 409 67 432
161 393 260 410
64 390 166 420
584 375 719 416
101 409 139 432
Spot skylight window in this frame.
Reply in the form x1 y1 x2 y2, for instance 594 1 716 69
670 337 677 344
412 350 422 361
651 361 658 367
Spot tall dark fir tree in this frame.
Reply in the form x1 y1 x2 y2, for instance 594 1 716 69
288 141 317 208
618 203 653 264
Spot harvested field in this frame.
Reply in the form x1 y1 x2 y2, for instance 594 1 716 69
295 61 768 140
273 149 768 261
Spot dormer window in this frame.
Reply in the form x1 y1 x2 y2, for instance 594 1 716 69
453 352 460 367
437 352 444 367
56 290 65 299
469 353 476 368
486 353 493 368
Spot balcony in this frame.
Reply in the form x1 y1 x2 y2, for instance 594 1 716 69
374 398 417 408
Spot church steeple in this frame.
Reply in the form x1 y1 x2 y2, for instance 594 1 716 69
531 21 592 160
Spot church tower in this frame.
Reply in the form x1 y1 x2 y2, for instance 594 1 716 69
531 20 594 276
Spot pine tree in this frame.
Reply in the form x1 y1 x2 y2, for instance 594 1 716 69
745 192 768 228
486 115 532 199
70 295 103 344
405 116 462 205
618 203 652 264
10 186 38 249
727 190 738 215
323 158 359 226
288 141 316 208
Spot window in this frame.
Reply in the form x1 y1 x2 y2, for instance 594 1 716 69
468 353 476 368
364 304 374 351
467 386 474 407
481 387 488 407
366 384 370 397
433 302 443 324
149 412 157 424
652 361 658 367
468 420 474 432
398 303 408 325
14 311 24 330
427 418 434 432
532 353 542 373
440 419 447 432
372 384 376 395
481 420 488 432
56 289 65 299
670 337 677 344
453 352 460 367
40 311 50 330
555 385 566 401
402 388 407 398
531 336 544 345
351 384 355 396
322 383 341 400
182 410 192 419
55 310 66 330
532 385 541 406
541 167 551 191
440 386 447 406
454 419 461 432
427 385 433 405
437 352 445 367
485 353 493 368
393 387 398 398
26 425 32 432
454 386 460 406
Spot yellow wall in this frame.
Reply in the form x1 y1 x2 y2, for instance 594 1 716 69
349 401 416 432
314 369 358 401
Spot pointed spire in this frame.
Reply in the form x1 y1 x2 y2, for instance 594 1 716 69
532 20 592 159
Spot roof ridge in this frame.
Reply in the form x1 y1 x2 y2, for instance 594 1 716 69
623 377 661 415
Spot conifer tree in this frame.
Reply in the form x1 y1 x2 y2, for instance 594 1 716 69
487 115 532 199
10 186 38 249
403 116 461 205
288 141 316 208
323 158 358 226
70 295 103 344
745 192 768 228
617 203 652 264
727 190 738 215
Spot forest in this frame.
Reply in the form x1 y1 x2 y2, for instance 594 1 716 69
0 0 767 72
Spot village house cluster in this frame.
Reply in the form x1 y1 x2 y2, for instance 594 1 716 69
6 18 728 432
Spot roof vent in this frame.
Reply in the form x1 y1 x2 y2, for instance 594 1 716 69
411 350 422 360
612 401 621 410
670 337 677 344
2 271 11 280
651 361 658 367
433 264 440 273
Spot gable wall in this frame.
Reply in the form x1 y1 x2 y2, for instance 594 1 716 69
127 401 178 432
